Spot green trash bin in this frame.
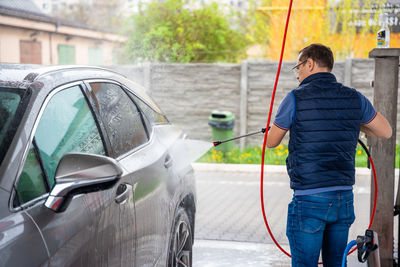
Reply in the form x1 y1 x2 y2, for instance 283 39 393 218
208 110 235 153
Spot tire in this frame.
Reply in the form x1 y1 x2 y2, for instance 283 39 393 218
167 207 193 267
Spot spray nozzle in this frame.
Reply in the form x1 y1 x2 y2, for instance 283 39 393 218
213 141 222 147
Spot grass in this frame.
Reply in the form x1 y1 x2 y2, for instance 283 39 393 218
197 143 400 168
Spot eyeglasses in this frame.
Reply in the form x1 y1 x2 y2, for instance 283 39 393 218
292 59 307 75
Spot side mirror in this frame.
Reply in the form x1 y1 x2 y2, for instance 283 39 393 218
45 153 123 212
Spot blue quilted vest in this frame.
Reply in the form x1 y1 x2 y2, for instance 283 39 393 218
287 72 362 190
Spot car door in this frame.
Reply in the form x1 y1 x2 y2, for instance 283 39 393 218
0 149 49 267
87 81 173 266
13 83 132 266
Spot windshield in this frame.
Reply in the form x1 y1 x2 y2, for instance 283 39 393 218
0 88 29 165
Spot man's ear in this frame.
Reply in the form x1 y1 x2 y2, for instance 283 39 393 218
308 58 316 72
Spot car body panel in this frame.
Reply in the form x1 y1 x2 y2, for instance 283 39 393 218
25 194 100 266
119 130 172 266
154 125 197 263
0 188 49 267
0 64 197 266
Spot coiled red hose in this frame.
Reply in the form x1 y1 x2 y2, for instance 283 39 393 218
259 0 293 258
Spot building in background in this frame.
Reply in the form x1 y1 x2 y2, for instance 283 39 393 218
32 0 252 16
0 0 125 65
258 0 400 60
33 0 151 16
32 0 81 14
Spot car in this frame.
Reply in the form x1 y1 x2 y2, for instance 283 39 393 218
0 64 196 267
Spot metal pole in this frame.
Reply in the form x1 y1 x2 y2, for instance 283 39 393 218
396 154 400 266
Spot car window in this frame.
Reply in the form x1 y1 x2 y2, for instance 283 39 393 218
35 85 105 188
0 90 21 144
90 82 149 157
0 88 29 166
16 144 48 205
126 90 169 125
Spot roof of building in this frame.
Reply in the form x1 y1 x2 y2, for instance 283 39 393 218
0 0 53 22
0 0 44 14
0 0 115 33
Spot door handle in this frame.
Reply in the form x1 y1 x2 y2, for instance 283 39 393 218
164 154 173 169
115 183 131 204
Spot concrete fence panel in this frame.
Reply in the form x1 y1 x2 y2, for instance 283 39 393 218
109 59 400 148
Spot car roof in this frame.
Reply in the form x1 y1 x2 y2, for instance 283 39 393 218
0 63 163 114
0 64 126 83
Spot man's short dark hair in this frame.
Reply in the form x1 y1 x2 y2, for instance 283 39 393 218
299 44 334 71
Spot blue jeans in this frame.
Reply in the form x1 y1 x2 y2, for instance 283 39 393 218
286 190 355 267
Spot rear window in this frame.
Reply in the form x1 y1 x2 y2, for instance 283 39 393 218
0 88 29 165
126 90 169 125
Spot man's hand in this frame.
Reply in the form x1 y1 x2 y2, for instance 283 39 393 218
360 112 392 139
266 124 288 148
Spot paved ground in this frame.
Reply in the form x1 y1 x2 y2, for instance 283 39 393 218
191 163 398 266
193 240 291 267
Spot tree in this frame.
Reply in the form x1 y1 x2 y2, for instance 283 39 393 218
245 0 271 58
124 0 250 63
52 0 124 32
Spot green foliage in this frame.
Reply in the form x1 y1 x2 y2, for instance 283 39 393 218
124 0 250 63
197 144 400 168
244 0 271 57
197 144 289 165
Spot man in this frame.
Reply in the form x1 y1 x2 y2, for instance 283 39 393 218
267 43 392 266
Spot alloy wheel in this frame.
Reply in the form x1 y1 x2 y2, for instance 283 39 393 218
172 217 192 267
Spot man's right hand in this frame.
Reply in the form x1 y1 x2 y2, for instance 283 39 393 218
360 112 392 139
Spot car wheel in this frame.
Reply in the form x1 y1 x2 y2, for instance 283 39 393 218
168 207 193 267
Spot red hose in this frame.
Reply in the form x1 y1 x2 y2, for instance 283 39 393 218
260 0 293 258
368 156 378 230
259 0 378 261
348 155 378 255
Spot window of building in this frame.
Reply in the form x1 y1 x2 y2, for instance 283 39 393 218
58 45 75 65
89 47 103 66
20 40 42 64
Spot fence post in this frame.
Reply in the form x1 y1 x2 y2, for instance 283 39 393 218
144 62 151 94
367 48 400 267
240 61 248 151
344 58 352 87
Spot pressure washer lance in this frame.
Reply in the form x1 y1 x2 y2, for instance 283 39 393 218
213 127 270 147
